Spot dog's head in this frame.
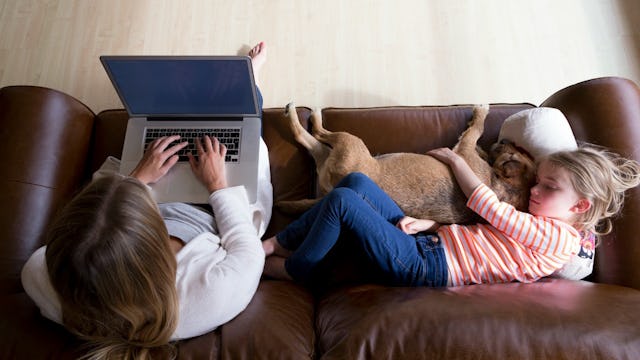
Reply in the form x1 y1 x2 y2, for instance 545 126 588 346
489 140 536 211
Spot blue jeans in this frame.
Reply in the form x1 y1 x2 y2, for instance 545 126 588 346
256 87 263 117
277 172 448 287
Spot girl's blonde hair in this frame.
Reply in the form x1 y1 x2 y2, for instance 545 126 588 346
45 175 179 360
544 144 640 236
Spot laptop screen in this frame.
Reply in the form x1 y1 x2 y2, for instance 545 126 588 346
100 56 259 117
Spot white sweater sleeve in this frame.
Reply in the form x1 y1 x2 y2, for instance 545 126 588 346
209 186 265 265
249 139 273 237
21 246 63 324
171 186 265 339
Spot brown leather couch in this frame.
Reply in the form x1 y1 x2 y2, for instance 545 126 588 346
2 77 640 359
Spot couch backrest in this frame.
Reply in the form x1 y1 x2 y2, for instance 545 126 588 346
0 86 95 294
320 104 533 154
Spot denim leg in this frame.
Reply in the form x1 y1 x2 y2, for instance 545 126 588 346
334 172 405 224
256 87 263 135
277 172 403 250
283 187 427 285
256 86 263 117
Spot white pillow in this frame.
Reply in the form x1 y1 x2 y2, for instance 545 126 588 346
498 107 577 160
498 107 592 281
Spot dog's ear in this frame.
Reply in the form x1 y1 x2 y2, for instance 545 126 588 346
493 155 536 184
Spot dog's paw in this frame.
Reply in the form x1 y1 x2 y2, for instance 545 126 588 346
468 104 490 125
285 102 296 115
473 103 490 115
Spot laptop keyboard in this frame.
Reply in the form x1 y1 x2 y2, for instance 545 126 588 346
144 128 241 162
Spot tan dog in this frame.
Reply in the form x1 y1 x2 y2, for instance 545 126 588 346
279 104 536 224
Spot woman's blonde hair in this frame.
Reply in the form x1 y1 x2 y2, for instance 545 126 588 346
543 144 640 236
45 175 179 360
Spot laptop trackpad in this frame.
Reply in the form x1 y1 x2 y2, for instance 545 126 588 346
121 160 256 204
151 164 209 204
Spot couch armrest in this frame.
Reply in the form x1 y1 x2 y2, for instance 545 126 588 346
542 77 640 290
0 86 95 294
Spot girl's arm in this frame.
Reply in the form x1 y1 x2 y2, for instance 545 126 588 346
428 148 482 198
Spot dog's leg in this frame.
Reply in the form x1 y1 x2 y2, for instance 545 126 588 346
285 103 331 164
276 104 331 215
285 102 315 149
452 104 489 157
310 107 331 137
449 104 494 187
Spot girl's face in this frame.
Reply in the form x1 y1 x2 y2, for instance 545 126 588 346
528 160 588 223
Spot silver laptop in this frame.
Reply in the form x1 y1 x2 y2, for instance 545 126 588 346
100 55 261 203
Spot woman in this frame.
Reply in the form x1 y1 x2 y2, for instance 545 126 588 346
21 42 271 360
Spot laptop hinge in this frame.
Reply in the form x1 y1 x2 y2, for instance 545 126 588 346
148 116 243 121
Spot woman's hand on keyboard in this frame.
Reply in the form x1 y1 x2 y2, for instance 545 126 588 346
188 135 229 193
130 135 188 185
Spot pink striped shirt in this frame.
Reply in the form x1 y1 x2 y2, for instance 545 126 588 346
437 184 581 286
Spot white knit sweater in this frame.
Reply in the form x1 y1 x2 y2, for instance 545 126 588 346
21 140 271 340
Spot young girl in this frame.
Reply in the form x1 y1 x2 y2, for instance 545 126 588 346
263 144 640 287
21 43 271 360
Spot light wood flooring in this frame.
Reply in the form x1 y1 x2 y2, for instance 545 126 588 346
1 0 638 112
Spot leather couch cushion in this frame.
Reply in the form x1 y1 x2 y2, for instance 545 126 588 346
217 281 316 359
316 279 640 359
0 292 81 359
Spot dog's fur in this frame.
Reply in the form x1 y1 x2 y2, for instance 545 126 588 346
278 104 536 224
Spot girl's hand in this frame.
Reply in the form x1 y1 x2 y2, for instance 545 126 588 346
188 135 229 193
130 135 188 185
428 147 482 198
396 216 439 234
427 147 462 166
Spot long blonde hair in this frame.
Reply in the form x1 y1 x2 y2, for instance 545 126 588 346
45 175 179 360
544 144 640 236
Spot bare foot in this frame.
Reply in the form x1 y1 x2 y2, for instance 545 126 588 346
262 236 292 257
248 41 266 85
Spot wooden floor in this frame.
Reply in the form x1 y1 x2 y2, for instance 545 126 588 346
0 0 638 113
